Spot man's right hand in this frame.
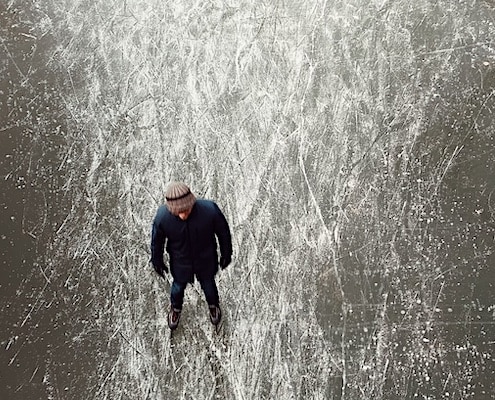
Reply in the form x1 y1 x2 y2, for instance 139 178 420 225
153 262 168 278
220 255 231 270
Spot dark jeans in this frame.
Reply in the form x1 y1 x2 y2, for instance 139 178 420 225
170 277 219 310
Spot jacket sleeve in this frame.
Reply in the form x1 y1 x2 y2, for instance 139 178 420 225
213 203 232 259
150 211 166 268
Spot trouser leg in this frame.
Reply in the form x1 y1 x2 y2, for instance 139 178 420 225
170 281 187 310
198 277 219 307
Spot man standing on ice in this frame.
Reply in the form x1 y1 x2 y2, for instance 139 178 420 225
150 181 232 330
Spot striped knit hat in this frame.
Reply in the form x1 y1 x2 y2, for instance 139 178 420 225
165 182 196 214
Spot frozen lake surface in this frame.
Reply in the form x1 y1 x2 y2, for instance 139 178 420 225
1 1 494 399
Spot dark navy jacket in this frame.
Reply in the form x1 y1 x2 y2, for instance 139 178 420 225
150 199 232 283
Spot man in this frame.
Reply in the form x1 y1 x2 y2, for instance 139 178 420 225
150 182 232 330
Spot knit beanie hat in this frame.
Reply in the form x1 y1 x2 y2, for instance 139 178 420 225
165 182 196 214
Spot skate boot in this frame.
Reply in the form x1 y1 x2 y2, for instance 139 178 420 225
168 306 181 330
208 305 221 326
